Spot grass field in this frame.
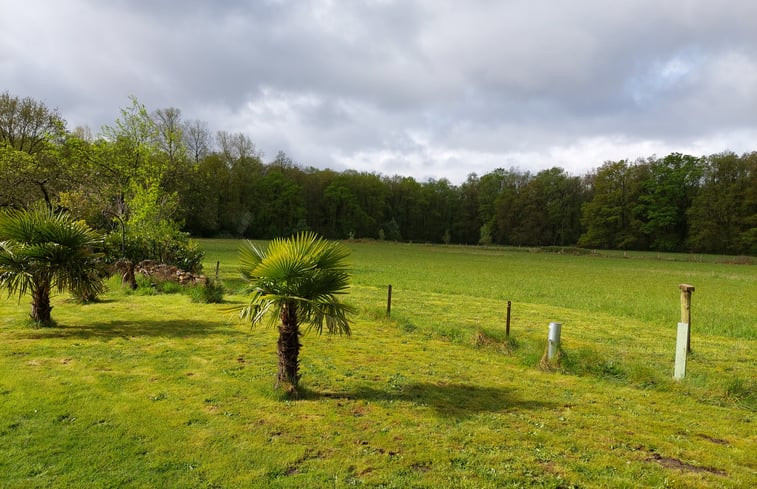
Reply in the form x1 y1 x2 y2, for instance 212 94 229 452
1 239 755 488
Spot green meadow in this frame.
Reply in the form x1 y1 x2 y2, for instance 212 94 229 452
1 240 755 488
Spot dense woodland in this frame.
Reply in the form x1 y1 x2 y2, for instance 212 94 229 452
2 91 756 257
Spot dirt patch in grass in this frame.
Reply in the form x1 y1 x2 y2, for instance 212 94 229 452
695 433 730 446
646 452 727 476
410 461 432 473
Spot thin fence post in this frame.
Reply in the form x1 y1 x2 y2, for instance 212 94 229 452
215 261 220 281
506 301 512 337
679 284 695 353
386 284 392 317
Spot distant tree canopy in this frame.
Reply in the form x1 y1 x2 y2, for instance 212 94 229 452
1 91 756 255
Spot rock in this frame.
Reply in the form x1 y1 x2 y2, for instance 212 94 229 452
133 260 207 286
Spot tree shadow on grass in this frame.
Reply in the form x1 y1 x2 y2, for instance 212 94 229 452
307 382 560 418
11 319 244 340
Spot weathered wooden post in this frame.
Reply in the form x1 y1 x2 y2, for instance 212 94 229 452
215 261 220 281
506 301 512 338
679 284 695 353
386 284 392 317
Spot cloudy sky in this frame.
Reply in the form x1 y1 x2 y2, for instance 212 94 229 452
2 0 756 182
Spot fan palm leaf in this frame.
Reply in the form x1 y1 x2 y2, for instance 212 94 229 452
0 204 103 324
237 232 354 393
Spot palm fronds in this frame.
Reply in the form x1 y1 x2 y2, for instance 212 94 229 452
237 232 354 335
0 204 104 307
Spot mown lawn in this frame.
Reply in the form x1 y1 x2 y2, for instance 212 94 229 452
0 240 755 488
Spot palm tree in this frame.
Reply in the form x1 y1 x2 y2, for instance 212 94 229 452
237 232 354 395
0 205 104 325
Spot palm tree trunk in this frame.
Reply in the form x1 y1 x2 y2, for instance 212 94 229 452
277 301 301 393
30 281 53 325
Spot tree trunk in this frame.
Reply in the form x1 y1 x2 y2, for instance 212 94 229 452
116 259 137 290
276 301 301 394
124 260 137 290
30 281 53 325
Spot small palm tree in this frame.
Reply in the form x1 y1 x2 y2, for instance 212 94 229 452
0 205 104 325
237 232 354 395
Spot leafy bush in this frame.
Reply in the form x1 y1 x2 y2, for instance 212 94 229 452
104 229 204 273
133 274 157 295
189 280 225 304
156 281 184 294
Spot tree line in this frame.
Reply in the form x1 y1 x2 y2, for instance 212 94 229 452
1 91 756 256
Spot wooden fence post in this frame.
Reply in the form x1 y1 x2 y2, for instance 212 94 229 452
679 284 695 353
386 284 392 317
506 301 512 337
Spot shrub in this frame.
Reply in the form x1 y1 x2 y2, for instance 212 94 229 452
189 280 224 304
156 281 184 294
104 229 204 273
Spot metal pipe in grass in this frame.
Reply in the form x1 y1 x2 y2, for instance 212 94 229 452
548 322 562 360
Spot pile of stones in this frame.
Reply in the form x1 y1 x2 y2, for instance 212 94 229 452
114 259 207 289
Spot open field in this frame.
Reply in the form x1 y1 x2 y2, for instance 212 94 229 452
1 240 755 488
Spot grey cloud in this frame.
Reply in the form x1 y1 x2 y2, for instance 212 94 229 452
2 0 757 181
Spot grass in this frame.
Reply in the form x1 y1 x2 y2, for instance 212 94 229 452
0 239 755 488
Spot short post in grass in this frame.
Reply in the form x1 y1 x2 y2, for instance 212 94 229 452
506 300 512 338
679 284 695 353
547 322 562 360
386 284 392 317
674 321 689 380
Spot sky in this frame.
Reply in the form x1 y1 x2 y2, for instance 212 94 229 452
2 0 757 183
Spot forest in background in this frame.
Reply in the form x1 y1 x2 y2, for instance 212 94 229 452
2 91 756 256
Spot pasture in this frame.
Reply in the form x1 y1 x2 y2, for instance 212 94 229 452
0 240 755 488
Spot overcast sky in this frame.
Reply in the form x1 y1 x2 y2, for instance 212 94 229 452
2 0 756 182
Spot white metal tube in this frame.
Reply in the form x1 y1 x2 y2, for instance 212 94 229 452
548 322 562 360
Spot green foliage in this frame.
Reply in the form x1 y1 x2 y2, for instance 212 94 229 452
156 280 184 294
0 204 104 323
383 218 402 241
0 92 71 209
133 273 157 295
3 90 756 258
237 232 355 393
578 160 648 249
478 222 492 245
637 153 703 251
237 232 354 334
104 229 204 273
507 167 585 246
687 152 757 254
189 280 225 304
